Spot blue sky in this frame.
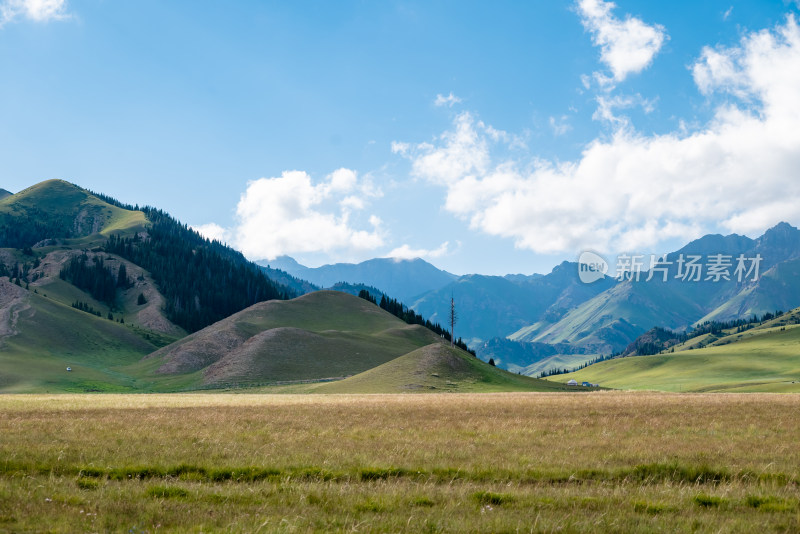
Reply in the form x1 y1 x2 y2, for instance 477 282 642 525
2 1 800 275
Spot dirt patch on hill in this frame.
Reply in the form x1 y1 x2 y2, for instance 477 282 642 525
0 278 31 342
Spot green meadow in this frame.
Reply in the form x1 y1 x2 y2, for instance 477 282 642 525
1 392 799 532
559 324 800 392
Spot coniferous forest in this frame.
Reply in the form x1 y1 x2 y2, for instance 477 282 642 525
105 207 291 333
59 254 122 306
0 206 75 249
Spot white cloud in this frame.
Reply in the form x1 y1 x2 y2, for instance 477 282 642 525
434 92 462 107
192 223 229 244
723 6 733 21
408 111 491 185
577 0 667 85
691 47 744 97
387 241 451 261
592 94 656 125
390 141 410 155
396 16 800 254
0 0 69 27
232 169 384 261
549 115 573 136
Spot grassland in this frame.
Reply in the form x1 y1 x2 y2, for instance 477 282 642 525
2 393 800 532
307 343 574 393
559 323 800 392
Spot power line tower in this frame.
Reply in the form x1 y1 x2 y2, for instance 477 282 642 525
449 295 457 347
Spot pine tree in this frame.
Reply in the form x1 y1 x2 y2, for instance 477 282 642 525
117 263 129 288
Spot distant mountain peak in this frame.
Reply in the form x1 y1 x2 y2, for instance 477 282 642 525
551 260 577 273
388 256 433 265
766 221 796 231
761 221 799 240
754 221 800 263
266 255 302 269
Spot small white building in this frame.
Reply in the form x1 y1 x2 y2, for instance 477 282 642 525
566 379 578 386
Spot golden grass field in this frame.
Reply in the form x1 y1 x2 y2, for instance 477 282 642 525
2 392 799 532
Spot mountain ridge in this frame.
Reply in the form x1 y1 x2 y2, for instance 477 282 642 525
262 255 457 302
510 222 800 360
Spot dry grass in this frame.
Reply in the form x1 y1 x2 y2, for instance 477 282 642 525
1 392 800 532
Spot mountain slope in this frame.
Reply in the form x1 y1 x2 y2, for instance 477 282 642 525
0 278 170 392
413 261 615 344
511 223 800 355
0 179 300 392
557 310 800 392
263 256 457 302
260 265 318 296
1 179 290 335
310 343 576 393
144 291 443 388
477 337 595 375
0 189 12 201
0 179 147 248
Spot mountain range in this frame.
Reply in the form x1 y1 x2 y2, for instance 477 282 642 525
0 180 558 393
262 255 457 302
272 223 800 374
2 178 799 390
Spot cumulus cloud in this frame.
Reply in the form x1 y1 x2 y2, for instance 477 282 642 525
192 223 230 244
0 0 69 27
577 0 667 85
387 241 451 261
232 169 384 260
434 92 462 107
395 16 800 254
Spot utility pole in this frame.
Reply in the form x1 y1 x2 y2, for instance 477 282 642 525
449 295 457 347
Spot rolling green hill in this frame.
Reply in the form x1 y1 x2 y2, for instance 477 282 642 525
1 178 290 352
0 278 175 393
555 312 800 392
308 342 577 393
144 291 445 388
0 179 146 248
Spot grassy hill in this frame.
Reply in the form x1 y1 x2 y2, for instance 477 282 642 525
556 314 800 392
307 342 577 393
0 179 146 248
1 180 292 382
144 291 445 389
0 279 175 393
